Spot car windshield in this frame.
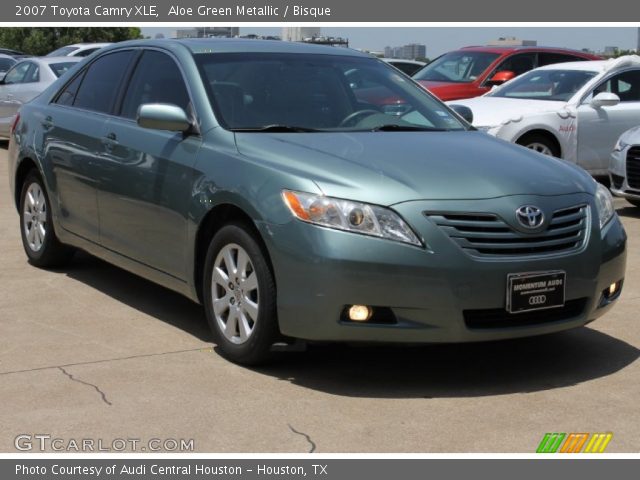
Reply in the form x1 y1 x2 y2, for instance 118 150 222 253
412 51 500 83
488 69 597 101
195 52 467 132
46 46 78 57
49 62 78 77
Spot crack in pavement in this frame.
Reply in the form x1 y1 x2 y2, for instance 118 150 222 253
0 347 209 377
288 424 316 453
58 367 112 406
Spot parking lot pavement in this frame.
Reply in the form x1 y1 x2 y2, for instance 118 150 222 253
0 145 638 454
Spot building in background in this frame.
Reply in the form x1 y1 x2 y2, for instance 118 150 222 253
281 27 321 42
603 46 619 56
487 37 537 47
384 43 426 60
172 27 239 39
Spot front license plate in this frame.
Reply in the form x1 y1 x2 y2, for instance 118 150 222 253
506 271 566 314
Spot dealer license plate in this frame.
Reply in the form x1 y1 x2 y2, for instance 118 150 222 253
506 271 566 314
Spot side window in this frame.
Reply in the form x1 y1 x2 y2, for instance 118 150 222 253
538 53 586 67
492 53 537 77
120 50 190 119
594 70 640 102
3 62 31 84
73 50 135 114
55 71 86 106
24 64 39 83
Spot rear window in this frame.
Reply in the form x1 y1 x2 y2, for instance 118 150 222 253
46 46 78 57
49 62 77 78
0 58 16 71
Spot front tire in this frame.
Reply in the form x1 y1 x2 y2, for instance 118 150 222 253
517 132 561 158
203 222 278 365
19 170 74 268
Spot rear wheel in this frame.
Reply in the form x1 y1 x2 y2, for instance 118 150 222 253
203 222 278 365
19 170 74 268
517 132 561 158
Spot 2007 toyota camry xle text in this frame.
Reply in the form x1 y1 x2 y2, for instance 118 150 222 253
8 39 626 364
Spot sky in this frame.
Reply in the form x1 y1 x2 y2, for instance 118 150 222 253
140 27 639 57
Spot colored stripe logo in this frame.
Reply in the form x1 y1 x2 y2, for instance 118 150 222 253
537 433 612 453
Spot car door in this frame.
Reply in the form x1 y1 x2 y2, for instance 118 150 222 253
95 49 202 280
576 69 640 173
43 50 136 241
0 61 30 124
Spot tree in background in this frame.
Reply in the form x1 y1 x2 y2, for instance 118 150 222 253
0 28 142 55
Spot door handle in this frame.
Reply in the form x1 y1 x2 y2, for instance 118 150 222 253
102 132 118 151
41 115 53 130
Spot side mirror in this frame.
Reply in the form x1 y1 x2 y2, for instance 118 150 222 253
449 104 473 124
137 103 192 132
486 70 516 86
590 92 620 109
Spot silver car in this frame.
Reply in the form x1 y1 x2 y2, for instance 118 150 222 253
0 57 81 139
610 125 640 206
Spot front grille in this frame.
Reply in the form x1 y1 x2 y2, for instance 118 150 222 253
426 205 588 257
626 146 640 190
464 298 587 329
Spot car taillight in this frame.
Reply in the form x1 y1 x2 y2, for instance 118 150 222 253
11 113 20 135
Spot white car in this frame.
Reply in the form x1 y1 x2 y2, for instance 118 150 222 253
610 126 640 206
46 43 112 58
0 57 81 138
448 55 640 176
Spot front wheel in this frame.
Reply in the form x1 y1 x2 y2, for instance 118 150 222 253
516 133 560 158
203 222 278 365
19 170 74 268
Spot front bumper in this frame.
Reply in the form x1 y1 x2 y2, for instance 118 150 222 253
610 147 640 201
259 193 626 343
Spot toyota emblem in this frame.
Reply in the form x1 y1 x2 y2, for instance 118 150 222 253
516 205 544 229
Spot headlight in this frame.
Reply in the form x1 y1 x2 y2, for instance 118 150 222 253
595 183 614 229
282 190 422 246
613 138 629 152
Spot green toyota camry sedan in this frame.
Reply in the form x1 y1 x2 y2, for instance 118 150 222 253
8 39 626 364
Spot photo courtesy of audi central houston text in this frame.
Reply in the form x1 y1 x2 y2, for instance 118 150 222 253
1 25 639 455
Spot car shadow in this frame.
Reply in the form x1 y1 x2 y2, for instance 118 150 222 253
61 251 212 342
616 205 640 219
251 329 639 398
56 253 637 399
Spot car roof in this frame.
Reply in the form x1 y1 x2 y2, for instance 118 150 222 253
534 55 640 73
104 38 369 57
66 43 112 48
458 45 598 57
382 58 425 65
24 56 83 65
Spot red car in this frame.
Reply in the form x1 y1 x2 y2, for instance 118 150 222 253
412 46 601 101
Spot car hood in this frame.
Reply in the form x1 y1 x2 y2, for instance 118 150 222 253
234 131 593 205
447 96 568 128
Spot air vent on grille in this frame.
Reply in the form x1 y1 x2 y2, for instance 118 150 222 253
425 205 588 257
626 146 640 190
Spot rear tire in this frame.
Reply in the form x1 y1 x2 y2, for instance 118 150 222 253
19 170 75 268
203 222 278 365
517 132 561 158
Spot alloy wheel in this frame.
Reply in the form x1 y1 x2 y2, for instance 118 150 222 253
23 182 47 252
526 142 553 156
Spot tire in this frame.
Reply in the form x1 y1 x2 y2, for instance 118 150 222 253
516 132 561 158
19 170 75 268
203 222 278 365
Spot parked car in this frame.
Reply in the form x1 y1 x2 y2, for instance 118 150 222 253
610 126 640 206
0 47 28 57
448 56 640 176
0 57 81 139
46 43 112 58
0 53 17 80
382 58 426 76
8 39 626 364
413 46 600 101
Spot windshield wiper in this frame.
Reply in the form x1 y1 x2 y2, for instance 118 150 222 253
369 124 448 132
231 124 322 133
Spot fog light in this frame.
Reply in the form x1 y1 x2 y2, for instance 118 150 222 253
348 305 372 322
609 283 617 296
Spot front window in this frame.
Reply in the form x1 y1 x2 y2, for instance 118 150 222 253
195 53 467 132
488 69 597 101
412 51 500 83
